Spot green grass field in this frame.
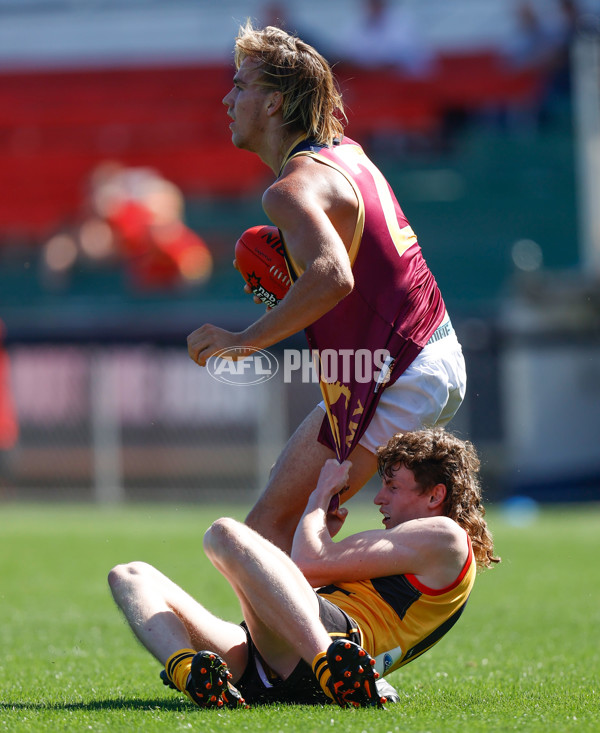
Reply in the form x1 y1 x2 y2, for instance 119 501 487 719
0 501 598 732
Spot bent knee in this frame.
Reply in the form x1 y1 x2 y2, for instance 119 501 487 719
107 560 154 592
203 516 240 554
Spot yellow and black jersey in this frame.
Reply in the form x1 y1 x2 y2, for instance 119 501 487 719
318 533 476 677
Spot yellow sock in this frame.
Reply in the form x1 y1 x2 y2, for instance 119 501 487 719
165 648 196 693
312 651 335 702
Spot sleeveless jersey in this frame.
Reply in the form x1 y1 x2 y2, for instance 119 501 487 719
317 534 475 677
279 136 446 459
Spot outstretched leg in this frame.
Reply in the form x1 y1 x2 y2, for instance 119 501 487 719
108 561 250 707
108 561 248 677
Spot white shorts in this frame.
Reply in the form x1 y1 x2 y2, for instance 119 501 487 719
318 322 467 455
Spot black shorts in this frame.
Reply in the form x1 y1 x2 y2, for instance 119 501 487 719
235 594 361 706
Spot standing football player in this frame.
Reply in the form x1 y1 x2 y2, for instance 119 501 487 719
187 22 466 553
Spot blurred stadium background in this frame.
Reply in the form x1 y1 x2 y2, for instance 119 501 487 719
1 0 599 505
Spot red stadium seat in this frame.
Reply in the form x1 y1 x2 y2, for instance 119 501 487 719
0 56 545 241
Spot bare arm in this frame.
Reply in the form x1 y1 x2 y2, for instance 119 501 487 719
291 461 469 589
187 158 356 365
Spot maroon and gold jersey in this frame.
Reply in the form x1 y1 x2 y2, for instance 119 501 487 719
279 136 446 459
318 534 475 676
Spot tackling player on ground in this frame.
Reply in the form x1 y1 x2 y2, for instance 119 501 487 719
109 429 499 709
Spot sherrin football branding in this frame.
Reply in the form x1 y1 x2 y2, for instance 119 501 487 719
234 225 291 306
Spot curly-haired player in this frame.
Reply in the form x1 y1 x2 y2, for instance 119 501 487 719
109 429 498 709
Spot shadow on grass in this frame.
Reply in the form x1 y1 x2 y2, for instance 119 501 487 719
0 698 194 712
